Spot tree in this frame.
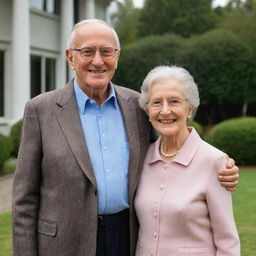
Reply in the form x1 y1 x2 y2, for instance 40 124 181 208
178 29 256 124
114 28 256 124
217 0 256 55
113 34 185 91
138 0 217 37
96 0 113 8
111 0 140 45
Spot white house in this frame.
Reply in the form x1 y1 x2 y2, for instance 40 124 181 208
0 0 109 134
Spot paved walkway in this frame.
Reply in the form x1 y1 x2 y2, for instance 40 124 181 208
0 174 14 214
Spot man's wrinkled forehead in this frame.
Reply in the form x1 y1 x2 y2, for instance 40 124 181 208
70 22 119 49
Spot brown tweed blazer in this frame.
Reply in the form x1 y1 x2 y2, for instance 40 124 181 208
12 81 151 256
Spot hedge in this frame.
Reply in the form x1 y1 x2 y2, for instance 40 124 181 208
206 117 256 165
10 120 23 158
188 120 204 136
113 33 186 92
114 29 256 125
0 134 12 173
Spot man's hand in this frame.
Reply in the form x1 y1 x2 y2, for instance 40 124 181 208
218 157 239 191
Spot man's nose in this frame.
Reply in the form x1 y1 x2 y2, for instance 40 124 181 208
92 50 104 66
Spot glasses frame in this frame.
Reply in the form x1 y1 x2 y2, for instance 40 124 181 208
70 47 119 60
147 98 189 110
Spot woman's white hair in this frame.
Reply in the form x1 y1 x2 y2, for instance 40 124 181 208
67 19 120 49
139 65 200 121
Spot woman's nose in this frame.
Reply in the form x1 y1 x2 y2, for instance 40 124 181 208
160 101 170 114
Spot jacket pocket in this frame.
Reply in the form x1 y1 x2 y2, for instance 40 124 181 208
38 219 57 237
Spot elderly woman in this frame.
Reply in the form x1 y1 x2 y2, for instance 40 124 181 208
135 66 240 256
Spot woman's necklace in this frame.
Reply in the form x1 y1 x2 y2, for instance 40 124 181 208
160 140 180 158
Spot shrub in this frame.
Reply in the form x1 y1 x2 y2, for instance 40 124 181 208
187 120 204 136
0 134 13 174
10 120 22 157
179 29 256 125
113 33 185 92
2 158 16 175
205 117 256 165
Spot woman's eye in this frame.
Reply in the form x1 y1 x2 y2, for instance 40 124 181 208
170 99 180 105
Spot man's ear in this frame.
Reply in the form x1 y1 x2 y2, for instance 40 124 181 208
65 49 75 69
115 50 121 70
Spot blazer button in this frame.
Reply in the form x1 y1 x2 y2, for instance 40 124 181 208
94 190 98 196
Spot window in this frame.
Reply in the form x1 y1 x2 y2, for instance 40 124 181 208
30 0 60 15
30 0 44 10
0 51 4 116
30 56 41 98
45 58 56 92
30 55 56 98
74 0 79 24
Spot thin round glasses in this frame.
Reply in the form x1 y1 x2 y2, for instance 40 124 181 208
148 98 188 110
70 47 119 60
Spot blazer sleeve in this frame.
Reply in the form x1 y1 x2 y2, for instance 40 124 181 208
206 154 240 256
12 100 42 256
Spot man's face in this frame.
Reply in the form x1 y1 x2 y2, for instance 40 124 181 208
66 23 120 97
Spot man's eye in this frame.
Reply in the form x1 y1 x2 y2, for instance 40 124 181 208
152 101 161 105
82 49 94 55
102 49 113 55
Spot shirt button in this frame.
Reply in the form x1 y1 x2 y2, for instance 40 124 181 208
155 201 159 205
150 250 154 255
103 146 107 151
102 133 105 137
153 232 157 238
160 184 164 190
98 114 102 118
153 212 157 218
106 169 110 173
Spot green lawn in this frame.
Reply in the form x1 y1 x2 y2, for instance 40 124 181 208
0 212 12 256
232 169 256 255
0 169 255 256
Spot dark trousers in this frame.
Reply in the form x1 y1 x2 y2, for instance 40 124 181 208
96 209 130 256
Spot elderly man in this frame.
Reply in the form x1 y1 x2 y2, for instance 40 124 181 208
12 19 239 256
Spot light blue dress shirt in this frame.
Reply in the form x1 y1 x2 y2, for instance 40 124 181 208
74 80 130 214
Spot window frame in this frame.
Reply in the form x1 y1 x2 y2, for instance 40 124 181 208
30 54 57 98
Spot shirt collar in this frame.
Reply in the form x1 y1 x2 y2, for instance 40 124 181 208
73 80 118 114
148 127 202 167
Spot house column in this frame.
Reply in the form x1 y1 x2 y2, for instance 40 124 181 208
57 0 74 88
85 0 95 18
12 0 30 120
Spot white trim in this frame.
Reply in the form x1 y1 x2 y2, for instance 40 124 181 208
30 8 60 21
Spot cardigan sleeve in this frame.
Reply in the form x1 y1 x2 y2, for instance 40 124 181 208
206 154 240 256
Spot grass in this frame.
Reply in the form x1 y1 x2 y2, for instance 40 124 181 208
0 168 255 255
0 212 12 256
232 169 256 255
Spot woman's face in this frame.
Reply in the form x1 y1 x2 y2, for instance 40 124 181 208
147 79 192 138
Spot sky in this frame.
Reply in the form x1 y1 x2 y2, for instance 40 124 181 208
133 0 229 8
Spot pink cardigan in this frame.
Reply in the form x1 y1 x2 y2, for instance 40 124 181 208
135 128 240 256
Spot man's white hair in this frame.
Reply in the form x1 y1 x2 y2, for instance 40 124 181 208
67 19 120 49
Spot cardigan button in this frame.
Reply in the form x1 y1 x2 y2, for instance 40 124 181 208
94 190 98 196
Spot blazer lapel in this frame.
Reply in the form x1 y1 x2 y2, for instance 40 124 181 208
55 82 96 187
115 87 141 200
